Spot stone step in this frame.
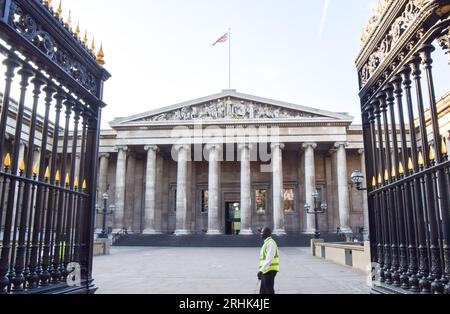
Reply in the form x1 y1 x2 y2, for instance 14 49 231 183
113 233 342 247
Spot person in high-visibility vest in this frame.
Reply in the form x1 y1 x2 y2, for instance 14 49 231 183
257 227 279 294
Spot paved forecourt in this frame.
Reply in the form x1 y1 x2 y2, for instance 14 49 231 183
93 247 371 294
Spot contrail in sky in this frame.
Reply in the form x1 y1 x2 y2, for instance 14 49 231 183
316 0 330 42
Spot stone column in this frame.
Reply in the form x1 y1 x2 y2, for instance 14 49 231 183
32 147 41 169
97 153 110 230
271 143 286 235
358 149 370 240
17 141 26 174
143 145 160 234
335 142 352 234
113 146 127 233
74 153 81 179
239 144 253 235
206 144 222 235
303 143 317 234
175 145 191 235
124 153 136 231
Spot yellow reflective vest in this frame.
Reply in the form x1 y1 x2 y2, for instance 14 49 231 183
259 237 280 274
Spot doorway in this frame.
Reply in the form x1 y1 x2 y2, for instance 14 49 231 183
225 202 241 235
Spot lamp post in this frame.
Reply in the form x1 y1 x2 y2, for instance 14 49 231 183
97 192 113 239
351 170 367 191
304 191 328 239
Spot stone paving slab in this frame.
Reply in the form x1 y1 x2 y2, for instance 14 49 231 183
93 247 371 294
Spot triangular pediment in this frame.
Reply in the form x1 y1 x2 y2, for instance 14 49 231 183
111 91 352 126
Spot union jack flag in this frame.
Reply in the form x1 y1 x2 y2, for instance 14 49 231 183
212 32 228 46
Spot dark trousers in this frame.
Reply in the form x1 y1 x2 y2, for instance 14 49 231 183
260 271 277 294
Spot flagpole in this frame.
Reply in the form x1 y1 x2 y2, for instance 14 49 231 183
228 28 231 90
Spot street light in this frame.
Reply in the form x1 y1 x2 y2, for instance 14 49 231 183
351 170 367 191
305 191 328 239
97 192 113 239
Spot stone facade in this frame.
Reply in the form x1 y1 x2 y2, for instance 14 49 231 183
95 90 372 236
2 90 448 238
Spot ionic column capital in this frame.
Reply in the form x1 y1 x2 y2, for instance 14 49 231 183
334 142 349 149
302 142 317 150
115 146 128 153
238 143 254 152
174 144 191 153
144 145 159 153
271 143 285 151
358 148 365 155
205 143 223 153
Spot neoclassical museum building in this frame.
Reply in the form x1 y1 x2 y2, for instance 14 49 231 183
96 90 371 237
2 90 449 237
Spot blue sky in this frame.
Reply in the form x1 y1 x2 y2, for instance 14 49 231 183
12 1 450 127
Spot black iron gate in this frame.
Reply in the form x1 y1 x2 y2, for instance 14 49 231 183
356 0 450 294
0 0 110 294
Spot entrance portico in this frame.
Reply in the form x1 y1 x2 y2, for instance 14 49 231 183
98 90 368 236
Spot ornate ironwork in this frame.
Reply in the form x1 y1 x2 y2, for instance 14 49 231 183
356 0 450 294
0 0 110 294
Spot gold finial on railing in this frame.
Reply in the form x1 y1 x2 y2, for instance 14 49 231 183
44 166 50 180
418 151 425 167
384 169 389 182
408 157 414 172
65 10 72 30
3 153 11 168
90 37 96 54
74 177 79 189
65 173 70 186
82 180 87 190
441 138 448 156
378 173 382 185
56 170 61 182
55 0 63 18
96 43 105 65
429 146 436 163
82 30 88 46
391 165 396 179
33 164 38 177
19 160 25 173
377 0 383 15
372 176 376 188
399 162 405 176
75 22 80 38
44 0 53 8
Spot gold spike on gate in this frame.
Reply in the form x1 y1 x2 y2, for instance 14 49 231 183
19 160 25 173
442 138 448 156
418 151 424 167
3 153 11 168
399 162 405 175
429 146 436 162
44 166 50 180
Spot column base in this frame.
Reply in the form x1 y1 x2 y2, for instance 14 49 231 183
273 229 287 236
239 229 254 235
206 230 222 235
142 229 163 235
174 229 191 236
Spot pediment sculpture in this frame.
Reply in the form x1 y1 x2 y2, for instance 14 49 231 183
141 98 322 122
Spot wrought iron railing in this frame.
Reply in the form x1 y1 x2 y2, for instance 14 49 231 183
0 0 110 294
356 0 450 294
